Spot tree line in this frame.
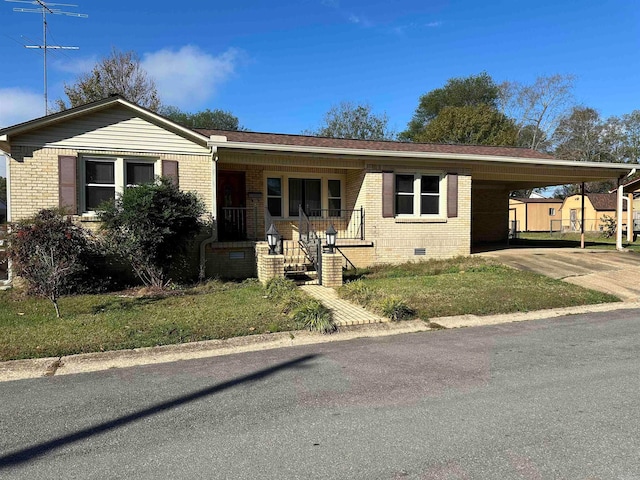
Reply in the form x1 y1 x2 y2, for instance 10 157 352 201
52 50 640 197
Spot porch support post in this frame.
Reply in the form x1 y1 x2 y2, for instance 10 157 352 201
321 252 343 288
580 182 585 249
617 184 624 250
256 243 284 284
628 193 633 243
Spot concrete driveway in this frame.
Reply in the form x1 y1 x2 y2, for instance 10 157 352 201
476 248 640 301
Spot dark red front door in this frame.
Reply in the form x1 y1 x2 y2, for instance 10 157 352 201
217 171 247 241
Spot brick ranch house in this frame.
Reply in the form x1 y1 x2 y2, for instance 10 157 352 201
0 96 635 283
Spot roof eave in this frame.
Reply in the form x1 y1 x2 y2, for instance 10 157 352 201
208 139 636 171
0 96 210 147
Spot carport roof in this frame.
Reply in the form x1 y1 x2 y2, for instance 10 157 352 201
202 129 636 190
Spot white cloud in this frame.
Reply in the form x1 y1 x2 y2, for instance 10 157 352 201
0 88 45 129
348 14 374 27
142 46 240 110
426 21 443 28
52 55 98 75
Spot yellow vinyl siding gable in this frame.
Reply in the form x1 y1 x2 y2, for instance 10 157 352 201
11 105 209 156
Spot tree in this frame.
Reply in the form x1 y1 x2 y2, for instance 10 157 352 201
400 72 500 141
413 105 518 146
99 178 205 289
7 209 94 317
603 110 640 163
553 107 608 162
55 49 160 111
305 101 395 141
620 110 640 163
499 74 575 151
160 106 242 130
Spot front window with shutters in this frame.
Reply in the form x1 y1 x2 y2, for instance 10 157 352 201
265 174 344 219
81 156 160 212
394 173 445 217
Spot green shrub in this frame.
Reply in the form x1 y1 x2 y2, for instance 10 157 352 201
293 299 337 334
601 214 616 238
7 208 97 317
99 177 205 288
378 296 415 321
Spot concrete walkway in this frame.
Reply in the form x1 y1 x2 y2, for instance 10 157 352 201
300 284 388 326
476 248 640 301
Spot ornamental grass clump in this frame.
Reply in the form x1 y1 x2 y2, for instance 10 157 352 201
378 296 416 321
339 279 375 306
293 299 337 334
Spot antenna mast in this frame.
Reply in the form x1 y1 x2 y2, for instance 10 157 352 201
8 0 87 114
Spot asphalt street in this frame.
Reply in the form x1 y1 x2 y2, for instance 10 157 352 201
1 309 640 479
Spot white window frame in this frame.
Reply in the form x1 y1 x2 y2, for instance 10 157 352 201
266 177 283 218
264 172 345 220
549 207 556 216
394 172 447 219
80 156 160 214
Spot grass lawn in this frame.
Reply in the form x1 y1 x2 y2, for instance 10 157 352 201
511 232 640 252
0 280 300 361
340 257 619 321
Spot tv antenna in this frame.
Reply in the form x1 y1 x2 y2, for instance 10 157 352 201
7 0 87 114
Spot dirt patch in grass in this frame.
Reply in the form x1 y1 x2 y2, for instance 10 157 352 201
0 280 301 361
339 257 620 321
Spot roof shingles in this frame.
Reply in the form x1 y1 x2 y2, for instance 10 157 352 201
195 129 555 160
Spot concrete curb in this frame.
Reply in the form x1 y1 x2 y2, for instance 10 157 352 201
431 301 640 329
0 320 431 382
3 301 640 383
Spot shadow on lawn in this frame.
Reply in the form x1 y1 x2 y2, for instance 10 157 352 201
0 354 317 469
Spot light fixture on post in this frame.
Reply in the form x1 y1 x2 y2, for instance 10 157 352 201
266 223 279 255
325 224 337 253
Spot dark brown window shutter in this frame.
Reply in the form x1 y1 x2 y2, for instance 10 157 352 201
162 160 179 186
447 173 458 218
58 155 77 214
382 171 394 218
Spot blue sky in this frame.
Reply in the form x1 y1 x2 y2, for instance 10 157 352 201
1 0 639 176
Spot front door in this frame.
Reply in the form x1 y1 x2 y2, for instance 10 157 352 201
570 209 579 232
217 171 246 241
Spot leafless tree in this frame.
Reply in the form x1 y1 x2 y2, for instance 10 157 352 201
500 74 575 151
56 48 160 111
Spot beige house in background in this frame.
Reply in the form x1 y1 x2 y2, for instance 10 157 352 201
509 197 563 232
0 96 634 282
559 193 627 232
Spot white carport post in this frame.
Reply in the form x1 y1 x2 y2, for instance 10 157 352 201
616 184 624 250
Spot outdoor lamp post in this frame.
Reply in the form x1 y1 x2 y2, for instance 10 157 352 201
325 224 337 253
266 223 279 255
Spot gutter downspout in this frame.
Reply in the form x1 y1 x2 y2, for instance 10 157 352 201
199 145 218 281
0 149 11 223
617 184 624 250
617 169 637 251
0 149 11 287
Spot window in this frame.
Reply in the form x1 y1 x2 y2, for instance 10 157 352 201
126 162 155 187
267 178 282 217
82 156 159 212
85 160 115 211
289 178 321 217
395 173 442 216
265 174 344 218
549 207 556 216
328 179 342 216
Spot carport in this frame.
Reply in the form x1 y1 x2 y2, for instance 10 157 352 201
467 155 636 249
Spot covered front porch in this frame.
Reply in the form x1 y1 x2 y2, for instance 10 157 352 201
205 153 373 280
